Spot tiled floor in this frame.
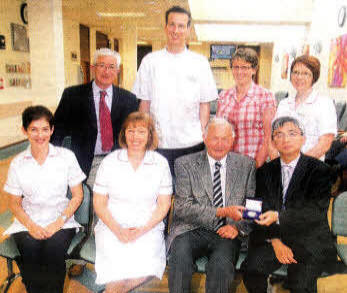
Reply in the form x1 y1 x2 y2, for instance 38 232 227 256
0 156 346 293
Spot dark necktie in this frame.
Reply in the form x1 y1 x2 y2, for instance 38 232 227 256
213 161 226 230
99 90 113 152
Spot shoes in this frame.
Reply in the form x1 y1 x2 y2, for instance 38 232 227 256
67 264 85 277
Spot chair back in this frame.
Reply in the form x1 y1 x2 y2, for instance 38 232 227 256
67 183 93 230
332 191 347 237
62 136 72 149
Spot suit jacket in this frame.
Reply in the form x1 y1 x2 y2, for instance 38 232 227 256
167 150 256 251
51 82 138 177
250 154 336 263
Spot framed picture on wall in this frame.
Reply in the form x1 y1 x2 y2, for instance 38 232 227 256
11 23 29 52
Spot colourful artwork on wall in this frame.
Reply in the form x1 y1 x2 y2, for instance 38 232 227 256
280 48 297 80
328 34 347 88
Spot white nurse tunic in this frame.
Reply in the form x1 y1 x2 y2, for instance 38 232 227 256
93 149 172 284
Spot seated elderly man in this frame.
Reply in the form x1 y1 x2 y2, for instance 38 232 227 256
242 116 336 293
167 117 256 293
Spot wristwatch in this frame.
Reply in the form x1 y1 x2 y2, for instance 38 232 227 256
60 214 68 223
238 229 247 238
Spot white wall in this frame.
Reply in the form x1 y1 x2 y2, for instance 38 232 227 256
0 0 69 147
63 18 81 87
271 0 347 101
0 0 31 103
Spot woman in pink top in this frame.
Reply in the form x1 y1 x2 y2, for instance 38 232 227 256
217 48 276 168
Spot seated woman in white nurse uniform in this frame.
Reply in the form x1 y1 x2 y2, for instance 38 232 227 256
3 105 86 293
93 111 172 293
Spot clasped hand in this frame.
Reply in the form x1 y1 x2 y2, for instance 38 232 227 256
217 205 244 221
115 226 148 243
28 218 64 240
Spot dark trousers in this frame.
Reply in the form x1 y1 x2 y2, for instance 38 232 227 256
13 228 75 293
168 228 240 293
242 242 323 293
157 142 205 181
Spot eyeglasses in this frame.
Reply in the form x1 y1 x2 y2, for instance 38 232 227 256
291 70 312 78
273 131 302 140
95 63 117 70
231 65 253 71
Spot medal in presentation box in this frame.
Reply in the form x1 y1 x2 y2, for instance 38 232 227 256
242 199 262 220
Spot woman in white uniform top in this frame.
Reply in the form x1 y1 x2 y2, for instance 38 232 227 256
275 55 337 160
3 106 86 293
93 112 172 293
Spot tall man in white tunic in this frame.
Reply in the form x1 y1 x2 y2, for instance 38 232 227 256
133 6 218 177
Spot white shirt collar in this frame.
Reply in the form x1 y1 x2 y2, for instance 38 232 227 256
117 149 155 165
92 80 113 99
164 46 188 57
23 143 57 160
288 89 317 105
280 153 301 168
207 153 227 169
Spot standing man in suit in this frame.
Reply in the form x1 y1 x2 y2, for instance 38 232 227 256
242 116 336 293
167 118 256 293
133 6 218 178
51 48 138 187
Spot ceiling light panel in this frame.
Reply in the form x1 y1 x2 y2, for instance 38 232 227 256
96 12 145 17
189 0 312 24
194 24 308 43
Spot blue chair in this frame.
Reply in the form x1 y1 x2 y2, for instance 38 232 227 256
0 210 20 293
67 184 93 258
0 183 93 293
332 191 347 266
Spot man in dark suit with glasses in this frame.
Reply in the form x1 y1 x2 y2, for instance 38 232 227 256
51 48 138 187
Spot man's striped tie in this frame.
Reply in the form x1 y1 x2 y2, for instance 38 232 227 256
213 161 226 231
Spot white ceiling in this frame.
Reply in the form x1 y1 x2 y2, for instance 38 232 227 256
189 0 313 24
62 0 314 44
62 0 193 42
189 0 313 43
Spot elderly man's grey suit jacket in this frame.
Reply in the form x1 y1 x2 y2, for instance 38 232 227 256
167 150 256 252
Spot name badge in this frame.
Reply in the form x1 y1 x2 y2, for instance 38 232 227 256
242 199 262 220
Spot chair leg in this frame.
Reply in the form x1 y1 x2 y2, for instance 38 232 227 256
0 259 21 293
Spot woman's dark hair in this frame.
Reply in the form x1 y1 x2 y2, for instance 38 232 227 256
22 105 54 130
230 48 259 69
290 55 320 85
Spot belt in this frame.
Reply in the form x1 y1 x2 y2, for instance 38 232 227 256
94 154 107 158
